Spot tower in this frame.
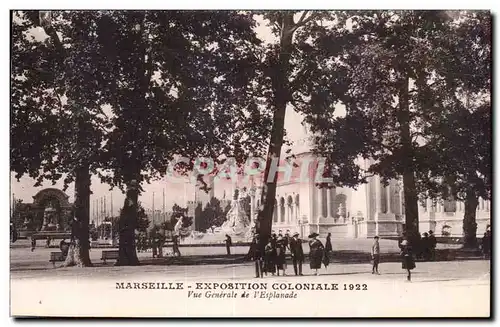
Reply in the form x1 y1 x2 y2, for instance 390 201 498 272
192 174 215 231
195 174 215 208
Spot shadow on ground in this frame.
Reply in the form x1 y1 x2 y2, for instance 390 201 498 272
137 248 486 267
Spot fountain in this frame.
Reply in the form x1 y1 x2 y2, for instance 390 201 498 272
180 188 254 244
41 205 58 231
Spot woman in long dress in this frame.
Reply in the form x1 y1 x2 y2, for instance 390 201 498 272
324 232 332 269
308 232 324 276
264 239 277 276
275 237 287 276
400 240 416 281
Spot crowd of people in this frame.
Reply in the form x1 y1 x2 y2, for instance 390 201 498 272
248 230 333 278
246 225 491 282
136 233 181 257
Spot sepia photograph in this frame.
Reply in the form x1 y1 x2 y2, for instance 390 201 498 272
9 7 491 318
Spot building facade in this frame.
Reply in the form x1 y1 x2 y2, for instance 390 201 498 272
248 152 491 239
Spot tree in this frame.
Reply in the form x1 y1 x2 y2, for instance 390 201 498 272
417 12 491 247
291 11 486 244
11 11 109 267
253 11 335 246
167 204 193 231
136 202 151 233
198 197 227 232
94 11 264 265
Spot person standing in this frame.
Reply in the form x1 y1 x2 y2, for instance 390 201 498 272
284 230 291 248
290 232 304 276
275 237 287 276
324 232 332 269
250 234 264 278
428 230 437 261
225 234 232 255
308 232 324 276
264 239 277 276
31 237 36 252
172 234 181 257
482 225 491 259
325 233 332 253
371 236 380 274
400 240 416 281
421 232 430 261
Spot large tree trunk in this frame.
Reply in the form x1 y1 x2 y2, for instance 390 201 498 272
462 189 479 249
256 14 294 247
116 181 140 266
64 164 92 267
398 75 420 243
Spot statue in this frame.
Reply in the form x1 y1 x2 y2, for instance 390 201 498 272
221 188 250 235
173 215 191 238
41 202 59 231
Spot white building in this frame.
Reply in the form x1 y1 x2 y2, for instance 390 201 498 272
248 114 491 239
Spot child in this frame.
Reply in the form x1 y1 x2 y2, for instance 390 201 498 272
371 236 380 274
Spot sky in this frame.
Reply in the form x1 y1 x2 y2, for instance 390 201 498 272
10 12 319 214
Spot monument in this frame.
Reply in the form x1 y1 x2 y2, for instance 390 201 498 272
12 188 73 239
180 187 253 244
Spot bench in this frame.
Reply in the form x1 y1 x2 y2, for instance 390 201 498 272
101 250 119 264
49 251 66 267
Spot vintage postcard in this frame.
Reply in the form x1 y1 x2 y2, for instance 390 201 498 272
10 9 491 318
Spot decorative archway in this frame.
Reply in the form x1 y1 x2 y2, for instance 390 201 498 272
32 188 73 231
33 188 71 208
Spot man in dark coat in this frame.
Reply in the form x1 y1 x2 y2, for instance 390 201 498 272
482 225 491 259
289 232 304 276
249 234 264 278
225 234 232 255
428 230 437 261
421 232 430 261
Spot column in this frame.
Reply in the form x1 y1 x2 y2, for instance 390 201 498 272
277 198 282 225
327 189 333 218
399 187 404 219
426 198 433 214
374 176 381 236
317 188 324 219
374 176 381 215
287 204 291 224
250 190 255 221
486 200 490 212
386 184 392 214
481 198 485 211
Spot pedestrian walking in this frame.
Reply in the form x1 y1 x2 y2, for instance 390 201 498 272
400 240 416 281
308 232 324 276
225 234 232 255
275 237 287 276
289 232 304 276
371 236 380 274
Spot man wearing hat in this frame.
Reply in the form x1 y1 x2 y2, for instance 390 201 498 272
289 232 304 276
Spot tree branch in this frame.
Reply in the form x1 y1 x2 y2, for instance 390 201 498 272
295 11 309 26
291 11 317 32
